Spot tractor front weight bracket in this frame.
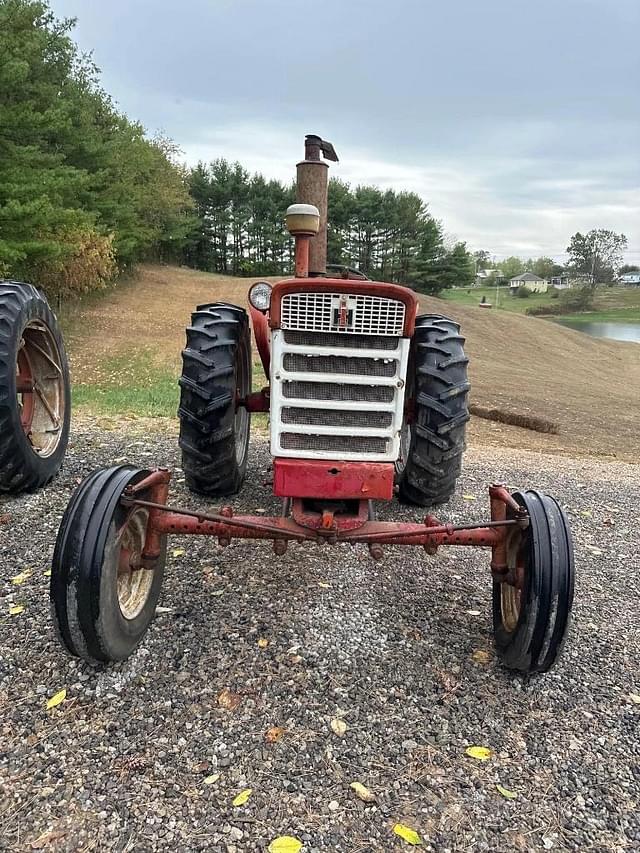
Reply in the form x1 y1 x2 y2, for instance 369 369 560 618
119 471 529 579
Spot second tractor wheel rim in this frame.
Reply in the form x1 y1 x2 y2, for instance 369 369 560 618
116 508 155 620
16 320 66 457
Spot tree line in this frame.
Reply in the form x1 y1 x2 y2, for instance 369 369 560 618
185 163 475 293
0 0 193 299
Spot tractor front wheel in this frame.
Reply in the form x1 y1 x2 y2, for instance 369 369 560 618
493 490 575 673
178 302 251 497
50 466 167 664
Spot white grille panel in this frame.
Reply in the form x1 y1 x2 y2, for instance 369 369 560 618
280 292 405 336
271 327 409 462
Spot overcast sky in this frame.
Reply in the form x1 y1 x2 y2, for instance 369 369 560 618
51 0 639 263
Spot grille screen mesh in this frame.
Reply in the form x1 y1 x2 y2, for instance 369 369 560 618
283 331 399 350
282 381 394 403
280 292 405 335
281 433 388 453
283 353 396 377
281 407 393 429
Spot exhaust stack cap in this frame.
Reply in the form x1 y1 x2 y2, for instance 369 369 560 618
285 203 320 237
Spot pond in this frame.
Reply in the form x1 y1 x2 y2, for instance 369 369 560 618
555 319 640 344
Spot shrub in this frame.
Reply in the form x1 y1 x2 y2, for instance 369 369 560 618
31 227 117 301
515 285 530 298
559 285 594 312
548 285 559 299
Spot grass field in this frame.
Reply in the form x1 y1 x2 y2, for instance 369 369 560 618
60 264 640 462
442 284 640 322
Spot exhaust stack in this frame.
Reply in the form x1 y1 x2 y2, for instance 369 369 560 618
295 134 338 276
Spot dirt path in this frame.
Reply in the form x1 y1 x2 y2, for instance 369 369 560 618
63 265 640 463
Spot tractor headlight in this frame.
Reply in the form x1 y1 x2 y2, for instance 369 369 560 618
248 281 272 312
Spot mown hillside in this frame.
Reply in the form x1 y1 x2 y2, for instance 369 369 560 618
63 265 640 463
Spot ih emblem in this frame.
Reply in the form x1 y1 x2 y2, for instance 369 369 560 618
332 295 355 330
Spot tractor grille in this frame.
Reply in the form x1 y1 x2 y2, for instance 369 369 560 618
280 292 405 336
272 294 410 462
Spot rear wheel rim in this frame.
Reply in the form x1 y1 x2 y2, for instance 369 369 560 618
16 320 66 457
116 507 155 620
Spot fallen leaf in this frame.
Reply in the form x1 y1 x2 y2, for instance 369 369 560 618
217 687 241 711
30 828 67 849
155 606 172 614
203 773 220 785
629 693 640 704
318 582 331 589
472 649 491 664
43 569 51 577
11 570 32 585
393 823 423 845
265 726 286 743
46 689 67 710
465 745 492 761
232 787 252 806
466 609 481 617
172 548 185 557
0 513 11 525
268 836 303 853
349 781 375 802
258 638 269 649
9 604 25 616
330 717 347 737
462 494 476 501
580 510 592 517
496 783 518 799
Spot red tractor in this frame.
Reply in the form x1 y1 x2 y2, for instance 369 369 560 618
50 136 574 673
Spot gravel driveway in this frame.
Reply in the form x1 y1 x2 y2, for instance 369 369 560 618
1 425 639 852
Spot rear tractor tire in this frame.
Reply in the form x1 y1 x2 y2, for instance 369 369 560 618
50 466 167 664
178 302 251 497
397 314 470 506
493 490 575 673
0 280 70 493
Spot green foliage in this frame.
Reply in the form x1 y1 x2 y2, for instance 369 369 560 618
498 256 526 280
0 0 193 298
566 229 627 284
560 285 595 311
515 285 531 299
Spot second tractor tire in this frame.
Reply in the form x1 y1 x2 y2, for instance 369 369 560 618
397 314 470 506
0 280 71 493
178 302 251 497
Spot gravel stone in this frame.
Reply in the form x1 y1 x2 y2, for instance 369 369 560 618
0 424 639 851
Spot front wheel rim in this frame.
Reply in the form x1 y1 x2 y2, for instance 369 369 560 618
116 507 155 620
500 526 525 632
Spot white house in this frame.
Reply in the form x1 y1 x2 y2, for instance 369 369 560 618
550 275 571 290
509 272 548 293
619 272 640 286
474 268 502 286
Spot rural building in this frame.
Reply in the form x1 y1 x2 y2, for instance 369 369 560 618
618 272 640 286
550 275 571 289
474 268 502 286
509 272 548 293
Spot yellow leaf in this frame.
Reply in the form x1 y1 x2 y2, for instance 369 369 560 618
232 788 252 807
265 726 286 743
172 548 185 557
496 783 518 799
472 649 490 664
203 773 220 785
462 494 476 501
44 569 52 577
268 837 303 853
629 693 640 704
9 604 24 616
465 745 492 761
11 570 31 585
349 781 375 802
393 823 423 845
217 687 241 711
318 582 331 589
258 638 269 649
46 689 67 710
330 717 347 736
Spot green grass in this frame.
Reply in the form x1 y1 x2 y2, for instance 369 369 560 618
73 350 268 421
441 285 640 320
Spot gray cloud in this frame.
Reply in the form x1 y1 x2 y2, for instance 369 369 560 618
52 0 640 261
